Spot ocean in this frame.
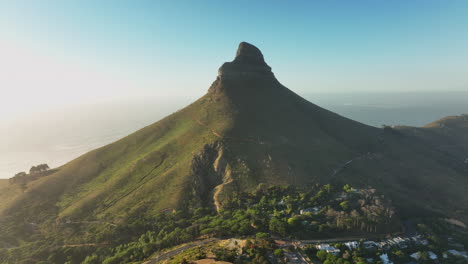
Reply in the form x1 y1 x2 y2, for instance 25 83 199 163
1 91 467 179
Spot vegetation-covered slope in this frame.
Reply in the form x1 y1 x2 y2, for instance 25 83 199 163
0 179 8 190
0 43 467 253
396 114 468 161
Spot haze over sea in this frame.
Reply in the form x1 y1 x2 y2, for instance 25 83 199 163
1 91 467 179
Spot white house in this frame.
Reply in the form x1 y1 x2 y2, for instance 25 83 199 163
344 241 359 251
363 241 378 249
428 251 438 260
410 251 438 260
380 253 393 264
300 207 321 215
316 244 340 255
446 249 468 258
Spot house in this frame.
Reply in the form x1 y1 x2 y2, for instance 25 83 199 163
378 241 389 250
411 235 429 246
446 249 468 258
391 237 408 248
418 239 429 246
344 241 359 251
363 241 378 249
379 253 393 264
316 244 340 255
386 239 397 247
316 243 332 250
327 248 341 255
300 207 321 215
410 251 438 260
274 240 288 248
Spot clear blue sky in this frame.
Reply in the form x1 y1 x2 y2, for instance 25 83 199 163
1 0 468 116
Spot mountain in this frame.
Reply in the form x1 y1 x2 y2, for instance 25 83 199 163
1 42 467 247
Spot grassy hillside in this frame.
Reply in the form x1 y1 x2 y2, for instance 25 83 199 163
0 179 8 189
396 115 468 159
0 94 238 222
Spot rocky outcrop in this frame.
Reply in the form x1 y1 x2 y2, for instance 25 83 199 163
217 42 274 79
189 142 235 210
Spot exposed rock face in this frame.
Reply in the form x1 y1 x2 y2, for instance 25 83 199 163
217 42 273 79
189 141 234 209
234 42 268 65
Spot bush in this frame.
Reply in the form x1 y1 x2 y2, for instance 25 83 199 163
255 232 270 239
273 248 284 257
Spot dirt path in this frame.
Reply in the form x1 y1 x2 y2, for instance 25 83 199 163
329 152 376 178
192 117 224 139
191 116 266 145
62 243 105 248
213 177 233 212
63 220 117 227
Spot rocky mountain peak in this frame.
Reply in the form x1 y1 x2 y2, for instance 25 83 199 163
234 42 266 65
217 42 272 79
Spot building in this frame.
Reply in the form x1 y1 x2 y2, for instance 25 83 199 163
300 207 321 215
274 240 288 248
410 251 438 260
363 241 378 249
344 241 359 251
379 253 393 264
411 235 429 246
446 249 468 259
317 244 341 255
428 251 438 260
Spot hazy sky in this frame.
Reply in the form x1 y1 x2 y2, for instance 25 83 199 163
1 0 468 118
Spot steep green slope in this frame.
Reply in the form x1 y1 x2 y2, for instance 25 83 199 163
0 42 467 250
0 179 8 190
396 115 468 160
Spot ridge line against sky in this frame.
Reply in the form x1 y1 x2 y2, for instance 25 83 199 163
1 0 468 118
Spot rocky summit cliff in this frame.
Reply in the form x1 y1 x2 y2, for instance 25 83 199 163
1 43 467 245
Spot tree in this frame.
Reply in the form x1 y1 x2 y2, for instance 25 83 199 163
255 232 269 239
323 184 332 193
269 217 287 236
343 184 353 193
213 247 236 262
287 216 300 227
339 201 350 211
251 254 268 264
417 251 430 263
14 172 27 177
29 164 49 174
29 166 38 174
392 250 408 263
10 172 27 184
37 164 49 172
273 249 284 258
317 250 328 261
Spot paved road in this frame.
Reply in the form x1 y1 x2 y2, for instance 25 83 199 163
296 250 311 264
295 236 367 244
144 238 219 264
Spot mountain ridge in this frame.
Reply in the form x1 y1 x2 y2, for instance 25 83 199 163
0 43 467 249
